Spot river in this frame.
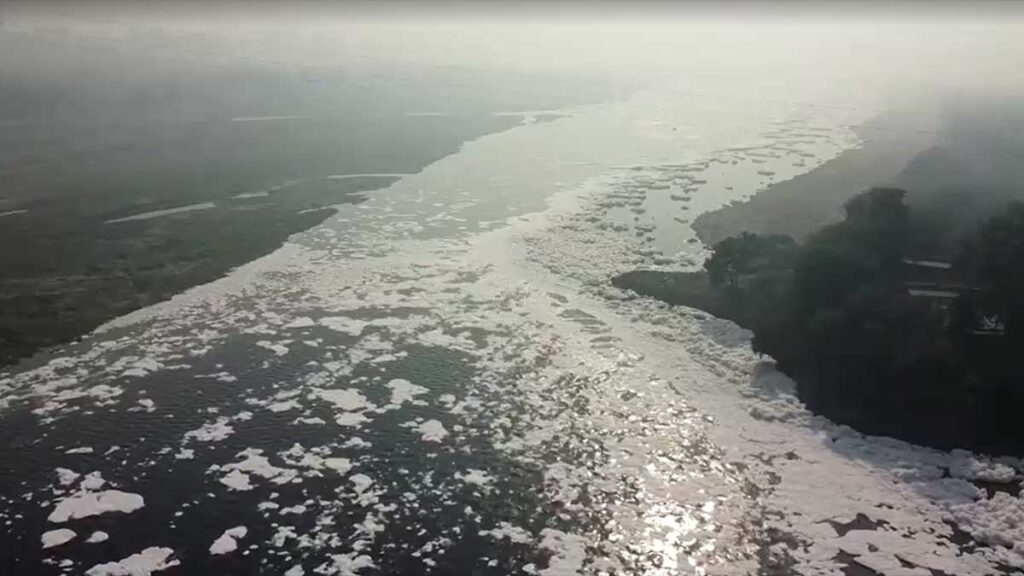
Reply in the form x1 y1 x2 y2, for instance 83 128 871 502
1 83 1021 576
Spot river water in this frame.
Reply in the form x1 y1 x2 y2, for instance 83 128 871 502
2 85 1022 576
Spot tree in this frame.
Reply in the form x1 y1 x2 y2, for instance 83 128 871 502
792 188 910 313
704 232 796 289
964 201 1024 339
706 189 1024 453
753 188 917 423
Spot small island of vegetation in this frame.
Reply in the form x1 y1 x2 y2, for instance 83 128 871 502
615 188 1024 454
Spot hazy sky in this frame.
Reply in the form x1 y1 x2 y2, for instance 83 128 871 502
4 1 1023 109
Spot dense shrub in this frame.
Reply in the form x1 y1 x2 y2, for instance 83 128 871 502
707 189 1024 454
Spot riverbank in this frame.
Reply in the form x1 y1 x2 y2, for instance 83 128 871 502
692 115 935 245
611 270 749 326
2 87 1021 575
610 108 1024 459
613 116 934 328
0 29 627 371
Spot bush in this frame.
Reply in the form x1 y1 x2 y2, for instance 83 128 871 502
705 189 1024 454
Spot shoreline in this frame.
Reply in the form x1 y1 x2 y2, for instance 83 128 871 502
2 92 1021 575
607 113 1024 458
0 114 528 372
692 117 935 245
612 115 936 334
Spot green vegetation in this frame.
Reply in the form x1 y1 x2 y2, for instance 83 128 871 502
756 189 1024 453
624 188 1024 454
612 233 797 328
0 203 340 369
611 270 742 325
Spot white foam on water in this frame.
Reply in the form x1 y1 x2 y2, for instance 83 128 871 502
55 468 80 486
85 547 179 576
48 490 145 523
335 412 369 428
80 471 106 491
454 469 492 488
183 418 234 443
217 448 297 489
41 528 76 549
416 420 448 442
209 526 248 555
537 529 588 576
268 399 301 413
324 458 353 475
219 469 253 491
105 203 216 224
480 522 533 544
318 316 368 336
385 378 428 408
284 317 316 329
256 340 290 356
231 190 270 199
326 173 413 180
234 178 306 200
5 84 1016 574
314 388 372 411
231 115 308 122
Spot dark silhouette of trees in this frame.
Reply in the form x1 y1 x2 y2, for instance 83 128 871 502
964 202 1024 342
704 232 797 289
701 188 1024 454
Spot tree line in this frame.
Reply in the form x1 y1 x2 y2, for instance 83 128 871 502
705 188 1024 454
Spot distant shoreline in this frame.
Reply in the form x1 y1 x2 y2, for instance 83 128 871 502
692 118 935 246
0 114 527 371
613 116 936 324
